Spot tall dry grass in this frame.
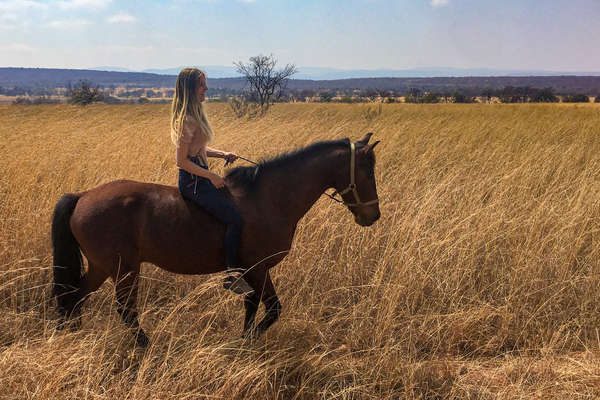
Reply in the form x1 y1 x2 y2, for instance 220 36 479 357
1 103 600 399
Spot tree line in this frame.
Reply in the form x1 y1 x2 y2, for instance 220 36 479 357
5 55 599 107
9 81 599 106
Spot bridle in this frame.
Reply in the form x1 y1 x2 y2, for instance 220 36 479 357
324 142 379 208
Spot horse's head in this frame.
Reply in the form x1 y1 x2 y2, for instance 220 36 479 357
333 132 381 227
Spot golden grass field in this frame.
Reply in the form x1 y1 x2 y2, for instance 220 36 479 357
1 102 600 399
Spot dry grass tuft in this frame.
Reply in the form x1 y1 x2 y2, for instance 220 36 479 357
1 103 600 398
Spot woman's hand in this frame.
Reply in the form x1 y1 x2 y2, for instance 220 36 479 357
223 152 239 164
208 173 226 189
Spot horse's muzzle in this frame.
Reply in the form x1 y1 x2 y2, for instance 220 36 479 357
354 209 380 227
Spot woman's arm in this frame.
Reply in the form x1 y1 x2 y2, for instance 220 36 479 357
176 141 225 187
206 146 225 158
206 146 239 163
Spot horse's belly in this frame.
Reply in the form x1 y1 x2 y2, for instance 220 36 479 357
142 232 225 275
139 202 228 275
152 259 224 275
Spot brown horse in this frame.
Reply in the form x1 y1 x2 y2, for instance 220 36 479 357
51 133 381 346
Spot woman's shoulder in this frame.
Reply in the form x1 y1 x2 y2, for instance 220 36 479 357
183 113 201 127
183 114 201 132
179 114 199 143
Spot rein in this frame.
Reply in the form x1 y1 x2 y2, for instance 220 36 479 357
224 155 259 167
323 142 379 208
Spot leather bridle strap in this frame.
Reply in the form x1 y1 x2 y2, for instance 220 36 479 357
324 142 379 208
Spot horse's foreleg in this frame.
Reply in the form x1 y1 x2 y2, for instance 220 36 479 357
256 293 281 336
113 266 149 347
243 292 260 335
242 270 281 338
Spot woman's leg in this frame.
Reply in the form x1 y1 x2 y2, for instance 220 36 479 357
178 171 252 294
192 188 243 267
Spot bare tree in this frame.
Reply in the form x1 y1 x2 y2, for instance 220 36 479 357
234 54 297 112
67 80 104 105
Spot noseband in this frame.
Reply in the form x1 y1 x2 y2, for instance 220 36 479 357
325 142 379 208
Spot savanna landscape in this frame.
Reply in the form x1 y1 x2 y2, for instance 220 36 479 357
1 102 600 399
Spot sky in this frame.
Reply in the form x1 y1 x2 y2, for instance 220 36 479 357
0 0 598 72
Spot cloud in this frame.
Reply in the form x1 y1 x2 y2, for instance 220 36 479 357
0 0 47 11
46 19 92 29
430 0 449 7
174 46 220 54
0 11 33 30
57 0 111 10
0 13 17 29
0 43 36 52
107 13 136 23
0 1 44 30
0 13 19 22
101 45 154 53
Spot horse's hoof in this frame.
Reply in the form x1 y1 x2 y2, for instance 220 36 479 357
134 331 150 348
70 321 82 332
241 334 256 344
242 329 261 342
56 319 67 331
57 316 81 331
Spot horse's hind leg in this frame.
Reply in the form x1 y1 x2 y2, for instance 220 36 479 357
74 262 109 323
112 265 149 347
58 261 108 330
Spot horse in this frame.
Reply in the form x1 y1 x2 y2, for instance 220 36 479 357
51 133 381 346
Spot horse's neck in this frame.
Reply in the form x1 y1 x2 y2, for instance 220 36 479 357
261 150 342 226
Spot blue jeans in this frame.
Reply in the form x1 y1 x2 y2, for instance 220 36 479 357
178 155 243 267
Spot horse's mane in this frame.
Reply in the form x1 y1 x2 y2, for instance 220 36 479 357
225 138 351 193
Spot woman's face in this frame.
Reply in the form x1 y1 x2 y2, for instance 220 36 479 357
195 75 208 102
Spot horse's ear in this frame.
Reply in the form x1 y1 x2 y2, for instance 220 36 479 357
368 140 380 152
359 140 380 154
358 140 380 156
356 132 374 146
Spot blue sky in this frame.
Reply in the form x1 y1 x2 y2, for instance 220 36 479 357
0 0 598 71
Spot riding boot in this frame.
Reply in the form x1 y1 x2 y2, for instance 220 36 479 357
223 268 254 294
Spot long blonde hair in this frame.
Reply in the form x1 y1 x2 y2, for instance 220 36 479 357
170 68 214 146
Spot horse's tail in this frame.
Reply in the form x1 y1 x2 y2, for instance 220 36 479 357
51 193 83 318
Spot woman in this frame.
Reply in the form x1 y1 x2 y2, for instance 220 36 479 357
171 68 253 295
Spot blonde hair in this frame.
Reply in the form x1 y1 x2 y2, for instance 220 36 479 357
170 68 214 146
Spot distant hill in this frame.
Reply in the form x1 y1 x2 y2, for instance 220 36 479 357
2 67 600 95
141 66 241 79
90 66 134 73
94 65 600 80
291 67 600 80
0 67 176 88
90 66 242 78
284 76 600 95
